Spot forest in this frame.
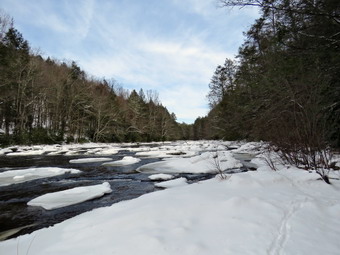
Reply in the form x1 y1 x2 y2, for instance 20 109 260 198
0 11 197 145
193 0 339 173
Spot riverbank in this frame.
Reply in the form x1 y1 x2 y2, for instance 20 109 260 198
0 141 340 254
1 165 340 254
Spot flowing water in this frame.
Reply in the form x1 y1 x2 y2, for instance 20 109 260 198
0 148 219 240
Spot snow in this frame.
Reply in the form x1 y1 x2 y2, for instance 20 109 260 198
0 143 121 156
69 157 112 164
1 163 339 254
0 167 81 187
85 147 119 155
0 148 12 155
102 156 141 166
0 140 228 158
148 174 174 181
27 182 112 210
94 148 119 155
231 141 266 153
137 151 242 174
6 149 46 156
155 177 188 188
135 150 189 158
131 140 230 158
1 141 340 255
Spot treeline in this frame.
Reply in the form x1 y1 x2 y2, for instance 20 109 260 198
193 0 339 171
0 13 191 145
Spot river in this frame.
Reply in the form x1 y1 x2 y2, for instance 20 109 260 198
0 144 225 240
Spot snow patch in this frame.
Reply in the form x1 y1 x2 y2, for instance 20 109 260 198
148 174 174 181
0 167 81 187
137 151 242 174
155 177 188 188
69 158 112 164
27 182 112 210
102 156 141 166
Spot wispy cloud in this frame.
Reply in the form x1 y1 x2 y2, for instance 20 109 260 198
1 0 259 123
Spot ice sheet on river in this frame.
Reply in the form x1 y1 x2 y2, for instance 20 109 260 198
69 157 113 164
102 156 141 166
137 151 242 174
132 140 230 158
27 182 112 210
155 177 187 188
148 174 174 181
0 167 81 187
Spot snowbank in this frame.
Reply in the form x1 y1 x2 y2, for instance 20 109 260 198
1 167 339 255
102 156 141 166
137 151 242 174
27 182 112 210
0 167 81 187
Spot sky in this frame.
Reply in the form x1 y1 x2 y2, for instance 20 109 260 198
1 0 259 123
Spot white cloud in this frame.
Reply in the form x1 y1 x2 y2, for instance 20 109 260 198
2 0 259 123
2 0 95 42
171 0 218 18
160 85 209 122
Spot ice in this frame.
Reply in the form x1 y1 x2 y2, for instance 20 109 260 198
1 141 340 255
155 177 188 188
135 150 184 158
27 182 112 210
233 141 265 154
102 156 141 166
1 143 123 157
1 162 339 255
0 148 14 155
137 151 242 174
133 142 211 158
0 167 81 187
94 148 119 155
148 174 174 181
69 158 113 164
6 149 46 156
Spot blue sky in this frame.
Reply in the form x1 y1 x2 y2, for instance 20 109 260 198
1 0 259 123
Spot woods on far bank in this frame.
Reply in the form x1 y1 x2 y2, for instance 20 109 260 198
0 12 190 145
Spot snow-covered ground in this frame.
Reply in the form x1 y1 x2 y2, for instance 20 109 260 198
0 167 81 187
137 151 242 174
0 140 340 254
1 166 339 254
27 182 112 210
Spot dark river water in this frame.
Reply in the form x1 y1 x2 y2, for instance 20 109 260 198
0 148 217 240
